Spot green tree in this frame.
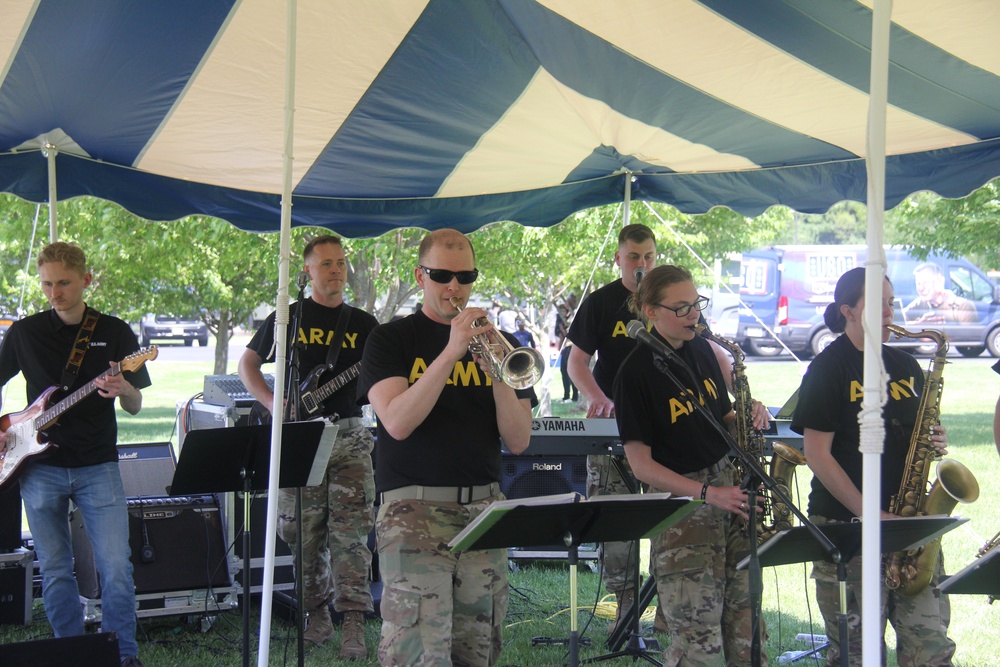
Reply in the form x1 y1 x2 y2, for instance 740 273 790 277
887 182 1000 270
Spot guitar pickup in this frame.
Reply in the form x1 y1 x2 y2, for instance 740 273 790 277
300 394 319 414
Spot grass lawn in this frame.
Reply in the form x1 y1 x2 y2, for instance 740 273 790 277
1 348 998 666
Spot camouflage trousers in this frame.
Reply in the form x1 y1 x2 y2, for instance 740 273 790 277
810 516 955 667
376 495 508 667
587 454 644 593
650 463 767 667
276 422 375 614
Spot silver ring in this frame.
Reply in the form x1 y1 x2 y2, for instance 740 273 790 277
740 501 745 510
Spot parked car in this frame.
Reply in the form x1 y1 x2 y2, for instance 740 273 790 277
0 313 16 346
712 245 1000 358
139 314 209 347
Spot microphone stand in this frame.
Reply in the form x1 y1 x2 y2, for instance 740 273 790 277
286 279 307 666
646 348 838 667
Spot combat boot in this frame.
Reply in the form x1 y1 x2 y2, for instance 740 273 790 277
339 611 368 660
303 605 333 646
606 588 635 636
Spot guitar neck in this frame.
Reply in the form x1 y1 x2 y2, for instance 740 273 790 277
37 365 120 429
312 362 362 404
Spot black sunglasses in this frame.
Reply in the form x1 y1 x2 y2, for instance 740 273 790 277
418 265 480 285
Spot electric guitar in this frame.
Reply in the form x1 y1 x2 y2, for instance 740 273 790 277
0 347 158 491
248 361 362 425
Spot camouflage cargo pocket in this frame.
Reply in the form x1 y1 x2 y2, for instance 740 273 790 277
657 542 714 614
380 584 421 628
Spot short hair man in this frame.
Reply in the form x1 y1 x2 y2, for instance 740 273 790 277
358 229 536 665
903 262 978 324
566 223 660 634
238 234 379 658
0 242 152 667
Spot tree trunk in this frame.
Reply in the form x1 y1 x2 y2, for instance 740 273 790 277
214 309 233 375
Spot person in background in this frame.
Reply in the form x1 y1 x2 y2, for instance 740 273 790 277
613 264 770 665
791 266 956 666
555 295 578 402
567 223 662 634
511 317 538 352
0 242 151 667
238 234 378 659
358 228 536 666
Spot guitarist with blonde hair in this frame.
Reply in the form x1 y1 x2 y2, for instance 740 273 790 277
0 241 152 667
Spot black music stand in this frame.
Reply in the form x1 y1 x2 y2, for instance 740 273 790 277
450 492 700 667
169 421 328 667
938 543 1000 599
738 515 965 666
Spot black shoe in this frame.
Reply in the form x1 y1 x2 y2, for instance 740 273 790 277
121 657 144 667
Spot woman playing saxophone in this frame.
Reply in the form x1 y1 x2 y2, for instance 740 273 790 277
790 267 956 667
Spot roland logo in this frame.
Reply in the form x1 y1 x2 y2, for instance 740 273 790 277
532 462 562 472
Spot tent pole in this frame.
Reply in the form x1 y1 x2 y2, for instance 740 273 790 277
45 143 58 242
861 2 892 665
622 171 632 227
258 1 298 665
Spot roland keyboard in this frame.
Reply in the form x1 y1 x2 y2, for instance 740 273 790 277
508 417 803 458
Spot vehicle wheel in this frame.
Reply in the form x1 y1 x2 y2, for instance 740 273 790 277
184 339 194 347
957 345 986 358
987 327 1000 358
810 328 837 357
198 336 209 347
747 338 782 357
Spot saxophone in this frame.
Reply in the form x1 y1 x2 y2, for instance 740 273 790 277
978 530 1000 604
695 324 806 544
884 325 980 596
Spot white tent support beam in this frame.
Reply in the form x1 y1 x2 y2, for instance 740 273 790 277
258 0 298 664
623 171 632 227
862 1 892 664
45 143 57 242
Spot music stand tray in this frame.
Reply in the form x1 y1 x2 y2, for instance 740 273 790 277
168 421 330 495
938 545 1000 597
738 516 966 570
450 492 699 667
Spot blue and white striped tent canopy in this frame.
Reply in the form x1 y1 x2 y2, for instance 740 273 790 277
2 0 1000 237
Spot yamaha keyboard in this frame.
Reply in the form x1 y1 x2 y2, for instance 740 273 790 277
509 417 803 457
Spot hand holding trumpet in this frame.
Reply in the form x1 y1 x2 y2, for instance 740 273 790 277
449 297 545 389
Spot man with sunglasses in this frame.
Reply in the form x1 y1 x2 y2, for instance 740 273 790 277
238 235 378 659
566 223 666 636
358 228 536 666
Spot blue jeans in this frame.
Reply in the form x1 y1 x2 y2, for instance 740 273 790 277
21 461 138 659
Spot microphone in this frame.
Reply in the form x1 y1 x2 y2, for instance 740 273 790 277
296 271 310 289
626 319 678 362
633 267 645 286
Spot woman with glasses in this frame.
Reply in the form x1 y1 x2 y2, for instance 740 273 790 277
612 264 769 666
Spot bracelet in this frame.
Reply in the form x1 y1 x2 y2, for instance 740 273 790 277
700 482 709 501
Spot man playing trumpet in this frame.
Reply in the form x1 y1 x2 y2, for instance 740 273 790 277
358 228 537 666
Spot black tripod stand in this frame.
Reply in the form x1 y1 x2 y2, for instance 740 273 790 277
584 456 661 665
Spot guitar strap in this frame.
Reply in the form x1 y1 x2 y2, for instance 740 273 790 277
324 303 353 371
60 306 100 391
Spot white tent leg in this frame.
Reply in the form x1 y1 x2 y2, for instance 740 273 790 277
44 143 58 242
258 0 298 665
862 1 892 665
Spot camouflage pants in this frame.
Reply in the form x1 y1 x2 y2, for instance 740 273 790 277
650 464 767 667
810 516 955 667
376 495 508 667
276 423 375 614
587 454 644 593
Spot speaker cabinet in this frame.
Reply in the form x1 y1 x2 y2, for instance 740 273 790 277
72 496 231 597
500 454 588 500
0 483 22 551
0 548 32 626
0 632 119 667
116 442 176 498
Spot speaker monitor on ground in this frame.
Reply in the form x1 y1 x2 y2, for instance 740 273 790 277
0 632 119 667
72 495 231 598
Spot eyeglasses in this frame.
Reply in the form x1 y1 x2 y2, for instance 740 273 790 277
652 295 709 317
418 265 479 285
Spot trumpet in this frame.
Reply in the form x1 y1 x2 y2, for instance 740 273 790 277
450 297 545 389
